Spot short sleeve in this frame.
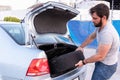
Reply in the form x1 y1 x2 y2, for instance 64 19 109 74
99 32 113 45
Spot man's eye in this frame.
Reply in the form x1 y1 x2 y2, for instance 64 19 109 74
93 18 97 19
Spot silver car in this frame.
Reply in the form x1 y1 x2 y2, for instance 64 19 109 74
0 1 86 80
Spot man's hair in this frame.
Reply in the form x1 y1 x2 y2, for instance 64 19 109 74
89 3 109 20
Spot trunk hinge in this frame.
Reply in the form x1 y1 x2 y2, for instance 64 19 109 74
30 34 38 48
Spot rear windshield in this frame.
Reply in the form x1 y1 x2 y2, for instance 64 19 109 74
0 23 25 45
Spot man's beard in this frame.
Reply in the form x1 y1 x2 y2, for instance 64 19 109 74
94 18 102 27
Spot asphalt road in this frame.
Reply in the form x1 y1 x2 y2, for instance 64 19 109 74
83 48 120 80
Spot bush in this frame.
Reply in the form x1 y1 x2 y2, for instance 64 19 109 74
4 16 21 22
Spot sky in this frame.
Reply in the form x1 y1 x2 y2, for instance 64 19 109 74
0 0 82 10
0 0 59 10
0 0 35 10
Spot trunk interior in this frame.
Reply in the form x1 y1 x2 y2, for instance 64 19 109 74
38 43 84 77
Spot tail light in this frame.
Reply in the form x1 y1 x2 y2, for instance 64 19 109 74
26 58 50 76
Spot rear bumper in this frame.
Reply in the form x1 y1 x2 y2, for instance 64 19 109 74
24 74 52 80
52 65 87 80
24 66 86 80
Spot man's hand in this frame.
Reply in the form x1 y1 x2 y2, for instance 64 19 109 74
75 60 84 67
76 46 84 52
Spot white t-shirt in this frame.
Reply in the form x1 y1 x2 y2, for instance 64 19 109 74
96 22 120 65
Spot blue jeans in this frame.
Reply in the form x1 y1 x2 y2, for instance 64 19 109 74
91 62 117 80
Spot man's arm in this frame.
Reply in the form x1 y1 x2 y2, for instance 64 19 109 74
76 31 96 51
75 43 111 67
84 43 111 63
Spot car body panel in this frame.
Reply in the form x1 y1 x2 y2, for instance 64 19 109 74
0 25 47 79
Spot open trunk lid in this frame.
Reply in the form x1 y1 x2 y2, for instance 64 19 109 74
25 1 79 36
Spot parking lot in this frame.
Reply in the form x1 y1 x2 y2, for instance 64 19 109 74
83 48 120 80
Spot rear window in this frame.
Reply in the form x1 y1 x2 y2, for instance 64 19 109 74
0 23 25 45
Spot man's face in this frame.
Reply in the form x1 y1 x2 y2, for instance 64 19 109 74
91 12 102 27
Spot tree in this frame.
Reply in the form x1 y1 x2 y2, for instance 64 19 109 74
3 16 21 22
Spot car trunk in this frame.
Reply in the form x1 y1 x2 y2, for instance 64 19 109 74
38 43 84 77
25 1 84 77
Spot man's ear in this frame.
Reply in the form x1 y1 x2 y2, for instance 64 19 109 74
102 16 107 20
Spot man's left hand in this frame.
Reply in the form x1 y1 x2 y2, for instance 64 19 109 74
75 60 84 67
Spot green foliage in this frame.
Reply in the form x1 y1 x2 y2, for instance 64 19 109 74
3 16 21 22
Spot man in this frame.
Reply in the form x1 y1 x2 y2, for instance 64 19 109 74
75 3 119 80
